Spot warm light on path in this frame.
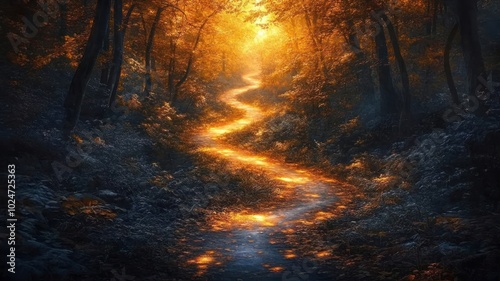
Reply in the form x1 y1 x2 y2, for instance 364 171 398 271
194 72 319 187
196 73 265 141
183 72 344 278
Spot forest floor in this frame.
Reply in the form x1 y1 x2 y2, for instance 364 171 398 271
1 62 500 281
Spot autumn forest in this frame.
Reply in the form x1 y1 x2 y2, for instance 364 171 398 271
1 0 500 280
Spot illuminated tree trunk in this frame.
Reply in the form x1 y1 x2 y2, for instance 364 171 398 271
144 7 164 96
64 0 111 132
302 6 326 78
222 51 226 76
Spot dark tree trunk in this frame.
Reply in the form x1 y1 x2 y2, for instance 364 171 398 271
140 12 148 45
432 0 438 34
107 3 135 107
426 0 439 35
63 0 111 132
171 12 215 102
168 39 176 101
107 0 132 107
347 21 375 99
444 23 459 104
457 0 486 98
380 13 411 123
426 0 432 35
100 24 110 84
174 19 207 90
353 51 375 100
144 7 164 95
375 24 398 115
59 1 67 40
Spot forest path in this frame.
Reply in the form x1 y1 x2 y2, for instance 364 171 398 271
179 72 345 280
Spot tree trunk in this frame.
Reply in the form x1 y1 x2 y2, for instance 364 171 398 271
444 23 459 104
303 7 326 78
426 0 432 35
172 12 216 102
59 1 67 40
144 7 164 95
375 24 398 115
380 13 411 122
63 0 111 132
100 24 110 84
107 3 135 107
174 18 207 89
347 20 375 99
432 0 438 34
168 38 176 101
426 0 440 35
107 0 133 107
222 51 226 76
457 0 485 98
140 12 148 45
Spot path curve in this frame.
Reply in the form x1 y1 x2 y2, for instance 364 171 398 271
181 72 342 280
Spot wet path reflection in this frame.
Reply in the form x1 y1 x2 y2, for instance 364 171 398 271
181 73 342 280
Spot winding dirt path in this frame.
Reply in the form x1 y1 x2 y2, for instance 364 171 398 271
180 72 346 280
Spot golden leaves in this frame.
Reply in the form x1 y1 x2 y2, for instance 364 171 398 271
62 194 117 219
